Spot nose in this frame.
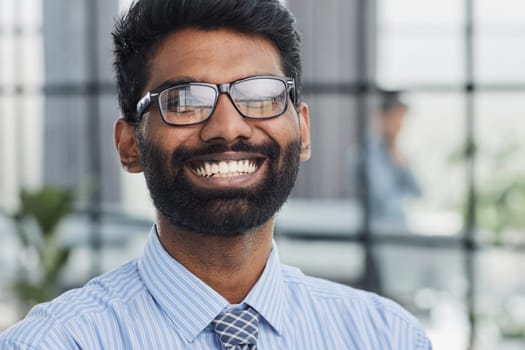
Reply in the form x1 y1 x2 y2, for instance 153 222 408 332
199 94 253 143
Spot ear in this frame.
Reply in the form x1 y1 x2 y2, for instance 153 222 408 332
296 102 311 161
114 118 143 173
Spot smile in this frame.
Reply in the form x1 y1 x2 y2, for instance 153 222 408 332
191 159 261 178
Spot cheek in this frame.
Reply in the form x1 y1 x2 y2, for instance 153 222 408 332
258 114 301 145
147 123 202 151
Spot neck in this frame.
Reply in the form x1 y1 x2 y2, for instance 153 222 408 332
156 215 274 304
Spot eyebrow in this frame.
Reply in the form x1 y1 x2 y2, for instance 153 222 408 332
152 73 284 92
153 77 195 91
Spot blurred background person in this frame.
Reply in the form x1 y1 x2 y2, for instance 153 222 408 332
355 90 422 230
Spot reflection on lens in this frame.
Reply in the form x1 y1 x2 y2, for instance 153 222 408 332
232 78 287 118
160 85 216 124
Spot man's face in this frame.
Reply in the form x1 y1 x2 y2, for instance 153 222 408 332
128 28 310 235
381 106 407 144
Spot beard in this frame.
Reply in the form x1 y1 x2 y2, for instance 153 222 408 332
137 135 301 236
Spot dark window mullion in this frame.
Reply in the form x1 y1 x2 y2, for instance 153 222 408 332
464 0 477 348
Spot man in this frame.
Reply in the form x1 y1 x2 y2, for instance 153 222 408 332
0 0 432 348
366 91 422 228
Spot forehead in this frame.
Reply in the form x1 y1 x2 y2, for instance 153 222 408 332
145 28 284 92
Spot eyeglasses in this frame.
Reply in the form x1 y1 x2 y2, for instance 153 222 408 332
136 75 296 126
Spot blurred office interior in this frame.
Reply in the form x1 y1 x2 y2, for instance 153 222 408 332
1 0 525 349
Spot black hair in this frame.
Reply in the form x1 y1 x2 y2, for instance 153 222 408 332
112 0 303 122
380 90 408 114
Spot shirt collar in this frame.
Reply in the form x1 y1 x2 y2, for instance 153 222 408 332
138 226 286 342
244 242 286 335
138 226 227 342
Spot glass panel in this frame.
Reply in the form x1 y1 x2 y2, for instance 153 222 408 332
475 0 525 83
0 0 15 27
17 94 44 190
0 96 43 209
289 0 363 83
21 34 44 85
376 245 469 350
475 31 525 83
377 32 464 85
1 36 15 86
476 0 525 22
379 0 463 24
20 0 43 27
377 0 464 85
0 99 19 211
475 93 525 243
474 249 525 349
277 238 364 284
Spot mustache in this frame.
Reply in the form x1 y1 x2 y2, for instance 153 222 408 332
170 139 281 165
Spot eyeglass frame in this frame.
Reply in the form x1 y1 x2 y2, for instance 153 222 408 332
135 75 296 126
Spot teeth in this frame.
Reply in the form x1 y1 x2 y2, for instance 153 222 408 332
229 161 238 173
219 161 228 174
193 160 258 177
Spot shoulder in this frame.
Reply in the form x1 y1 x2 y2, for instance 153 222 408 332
0 260 145 349
282 264 411 317
281 264 431 347
41 259 144 321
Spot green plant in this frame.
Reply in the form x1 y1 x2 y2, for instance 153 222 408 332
9 186 76 306
450 140 525 243
476 177 525 242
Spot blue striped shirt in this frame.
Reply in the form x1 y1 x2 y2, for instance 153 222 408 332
0 227 432 349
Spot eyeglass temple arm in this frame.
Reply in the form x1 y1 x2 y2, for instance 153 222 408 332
287 80 296 104
136 92 153 120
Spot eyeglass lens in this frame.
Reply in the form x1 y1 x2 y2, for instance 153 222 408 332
158 78 288 125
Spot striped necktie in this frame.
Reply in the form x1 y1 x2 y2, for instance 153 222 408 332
212 307 259 350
